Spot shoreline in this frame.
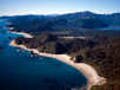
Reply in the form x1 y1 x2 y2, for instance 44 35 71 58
9 31 106 90
10 31 33 38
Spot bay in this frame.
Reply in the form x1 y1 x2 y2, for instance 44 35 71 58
0 19 87 90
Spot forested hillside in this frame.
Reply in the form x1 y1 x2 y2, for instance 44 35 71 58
4 11 120 34
14 33 120 90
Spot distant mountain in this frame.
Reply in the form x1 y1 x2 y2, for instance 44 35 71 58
2 11 120 33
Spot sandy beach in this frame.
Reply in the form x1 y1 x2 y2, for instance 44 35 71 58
9 30 106 89
10 31 33 38
10 38 106 90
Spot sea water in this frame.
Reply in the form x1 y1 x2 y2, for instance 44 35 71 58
0 19 87 90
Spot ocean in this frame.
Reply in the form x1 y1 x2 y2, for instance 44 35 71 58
0 19 87 90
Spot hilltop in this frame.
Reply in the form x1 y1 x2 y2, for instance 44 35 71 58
2 11 120 35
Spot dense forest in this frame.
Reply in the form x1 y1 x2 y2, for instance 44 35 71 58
14 33 120 90
4 11 120 34
3 11 120 90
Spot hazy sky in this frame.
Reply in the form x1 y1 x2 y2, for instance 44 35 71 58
0 0 120 16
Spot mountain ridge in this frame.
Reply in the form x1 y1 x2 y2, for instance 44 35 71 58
2 11 120 34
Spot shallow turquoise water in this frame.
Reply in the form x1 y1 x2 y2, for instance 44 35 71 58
0 19 87 90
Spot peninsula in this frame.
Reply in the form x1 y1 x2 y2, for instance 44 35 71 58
10 31 119 90
7 11 120 90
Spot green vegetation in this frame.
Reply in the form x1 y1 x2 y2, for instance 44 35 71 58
15 33 120 90
85 38 120 90
6 11 120 34
7 11 120 90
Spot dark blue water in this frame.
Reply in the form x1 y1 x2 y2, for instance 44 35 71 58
0 20 87 90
